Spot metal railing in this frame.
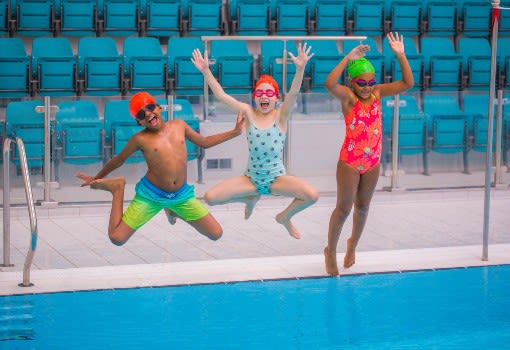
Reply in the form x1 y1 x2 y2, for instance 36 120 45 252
2 137 38 287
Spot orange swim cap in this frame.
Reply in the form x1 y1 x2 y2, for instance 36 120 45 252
129 92 156 118
254 75 279 97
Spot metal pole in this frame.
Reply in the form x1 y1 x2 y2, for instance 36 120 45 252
494 90 504 185
482 4 499 261
43 96 51 202
2 138 13 267
203 40 210 121
167 94 175 120
16 138 38 287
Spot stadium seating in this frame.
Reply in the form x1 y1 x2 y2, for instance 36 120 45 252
172 98 202 162
387 0 422 36
144 0 181 37
460 1 491 37
260 40 299 93
312 0 347 35
15 0 55 36
423 93 470 173
32 37 77 96
497 37 510 89
351 1 385 36
421 36 462 91
103 99 144 163
229 0 271 35
123 37 167 95
167 37 204 95
424 0 457 37
0 38 31 97
210 40 254 94
186 0 224 36
101 0 140 36
59 0 97 36
54 100 104 165
77 37 124 95
382 35 422 89
5 100 46 172
308 40 340 92
458 37 491 90
274 0 311 35
382 94 429 175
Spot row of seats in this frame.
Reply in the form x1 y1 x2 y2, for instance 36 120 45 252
1 35 510 98
381 93 510 175
2 98 201 173
1 0 509 38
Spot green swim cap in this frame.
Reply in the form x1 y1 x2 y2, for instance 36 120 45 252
347 58 376 78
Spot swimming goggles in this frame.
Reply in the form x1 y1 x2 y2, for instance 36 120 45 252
351 79 377 87
253 89 277 97
136 103 158 120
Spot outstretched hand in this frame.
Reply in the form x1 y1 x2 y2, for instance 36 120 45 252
234 110 245 134
191 48 209 73
289 42 314 70
387 32 405 56
76 172 96 187
346 44 370 61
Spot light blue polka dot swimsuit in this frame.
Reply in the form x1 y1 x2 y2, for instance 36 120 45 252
245 122 287 195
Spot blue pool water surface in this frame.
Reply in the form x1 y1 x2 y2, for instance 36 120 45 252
1 265 509 349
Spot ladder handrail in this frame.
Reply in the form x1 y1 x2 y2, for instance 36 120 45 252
2 137 38 287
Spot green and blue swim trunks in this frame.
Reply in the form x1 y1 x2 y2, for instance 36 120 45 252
122 176 209 230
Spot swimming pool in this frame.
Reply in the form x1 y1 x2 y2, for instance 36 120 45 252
1 265 509 349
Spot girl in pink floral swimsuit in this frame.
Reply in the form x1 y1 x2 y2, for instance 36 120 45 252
340 93 383 174
324 32 414 276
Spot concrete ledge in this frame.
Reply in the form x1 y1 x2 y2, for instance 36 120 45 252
2 244 509 296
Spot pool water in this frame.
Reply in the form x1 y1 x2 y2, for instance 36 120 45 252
1 265 509 349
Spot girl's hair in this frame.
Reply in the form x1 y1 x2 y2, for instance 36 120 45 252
254 75 279 96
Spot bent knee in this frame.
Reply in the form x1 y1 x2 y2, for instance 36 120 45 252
306 189 320 204
204 191 216 206
109 235 127 246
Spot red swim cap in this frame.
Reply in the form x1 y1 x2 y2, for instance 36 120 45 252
254 75 279 96
129 92 156 118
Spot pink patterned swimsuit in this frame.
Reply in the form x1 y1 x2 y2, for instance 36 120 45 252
339 95 383 174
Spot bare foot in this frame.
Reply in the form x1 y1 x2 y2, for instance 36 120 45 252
164 208 177 225
90 177 126 193
324 246 340 276
244 195 260 219
275 213 301 239
343 238 356 268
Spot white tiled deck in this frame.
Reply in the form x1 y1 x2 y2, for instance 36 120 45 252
1 172 510 295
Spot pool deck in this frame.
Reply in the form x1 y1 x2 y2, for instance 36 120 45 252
1 172 510 295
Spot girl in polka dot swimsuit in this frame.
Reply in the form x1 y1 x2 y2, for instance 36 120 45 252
192 43 319 239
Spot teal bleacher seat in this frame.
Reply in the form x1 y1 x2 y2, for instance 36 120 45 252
462 92 498 154
274 0 310 35
497 37 510 89
424 0 457 36
0 38 31 97
32 37 77 96
308 40 340 92
123 37 167 95
351 0 385 36
460 1 491 37
382 36 422 90
210 40 253 94
229 0 271 35
498 1 510 36
102 0 140 36
78 37 123 96
15 0 55 36
55 100 104 165
167 37 204 95
172 98 202 161
144 0 181 37
186 0 224 36
5 100 46 172
387 0 422 36
423 93 470 173
313 0 347 36
420 36 462 91
59 0 97 36
343 37 384 84
503 96 510 167
0 0 11 35
458 37 491 90
260 40 299 93
103 99 144 163
382 95 429 175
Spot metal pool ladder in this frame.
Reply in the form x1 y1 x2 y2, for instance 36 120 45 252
2 137 38 287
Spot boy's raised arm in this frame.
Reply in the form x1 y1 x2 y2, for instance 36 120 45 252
185 111 244 149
